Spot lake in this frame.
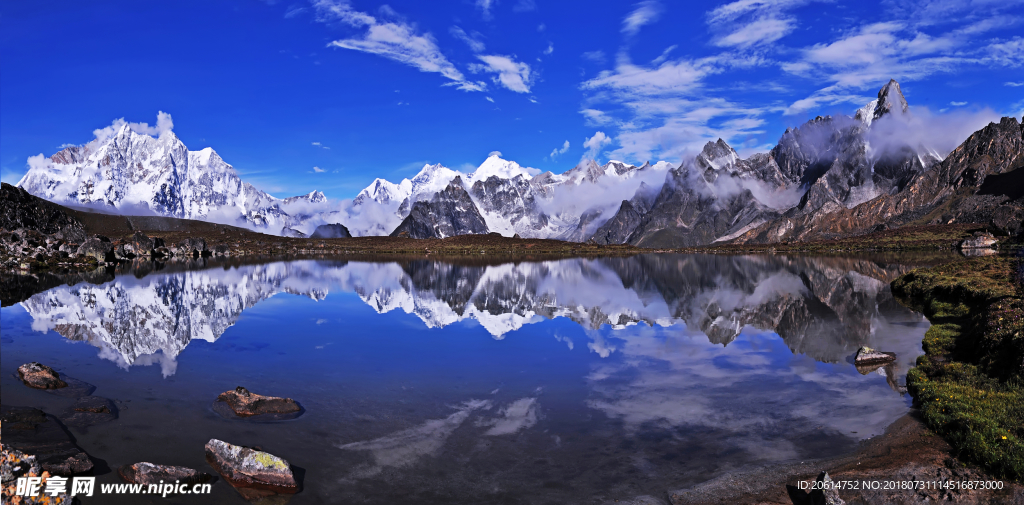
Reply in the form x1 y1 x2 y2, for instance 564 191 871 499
0 253 944 504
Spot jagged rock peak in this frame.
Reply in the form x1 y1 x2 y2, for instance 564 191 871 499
696 138 740 171
284 190 327 204
856 79 909 125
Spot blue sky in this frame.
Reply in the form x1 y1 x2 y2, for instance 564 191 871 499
1 0 1022 199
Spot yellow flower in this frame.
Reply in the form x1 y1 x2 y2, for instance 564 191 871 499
1003 436 1008 440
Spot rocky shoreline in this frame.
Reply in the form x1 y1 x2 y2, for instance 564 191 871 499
2 371 303 504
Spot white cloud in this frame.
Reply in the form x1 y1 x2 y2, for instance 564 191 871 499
544 43 554 55
284 5 307 18
312 141 321 146
489 150 503 157
513 0 536 12
313 166 326 173
582 50 607 63
469 54 534 93
582 55 714 96
782 9 1024 113
715 17 795 47
91 111 175 145
1006 81 1024 87
580 108 614 126
450 26 485 52
949 101 967 106
486 96 495 103
583 131 612 159
622 1 662 37
476 0 496 20
984 37 1024 67
314 0 484 92
549 140 570 158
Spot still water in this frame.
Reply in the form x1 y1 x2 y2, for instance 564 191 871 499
1 254 937 504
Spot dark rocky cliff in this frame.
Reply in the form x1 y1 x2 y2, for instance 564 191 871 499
390 177 490 239
1 183 86 241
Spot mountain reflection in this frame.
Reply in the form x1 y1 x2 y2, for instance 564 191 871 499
18 254 926 373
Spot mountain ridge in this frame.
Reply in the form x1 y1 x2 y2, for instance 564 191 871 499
15 80 1023 245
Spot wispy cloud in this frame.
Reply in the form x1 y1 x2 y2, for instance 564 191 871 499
949 101 967 106
476 0 496 20
314 0 485 92
549 140 570 158
582 50 607 64
513 0 536 12
284 5 307 18
450 26 485 52
622 1 662 38
313 166 326 173
582 54 715 96
706 0 819 48
1006 81 1024 87
469 55 534 93
781 8 1024 114
580 108 614 126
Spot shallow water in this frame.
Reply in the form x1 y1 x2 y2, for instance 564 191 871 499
1 254 937 504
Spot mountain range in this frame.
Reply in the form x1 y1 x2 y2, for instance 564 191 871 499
16 80 1024 245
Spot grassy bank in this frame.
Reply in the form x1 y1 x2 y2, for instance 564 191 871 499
891 256 1024 481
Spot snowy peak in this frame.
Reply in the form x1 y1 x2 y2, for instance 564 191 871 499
856 79 909 125
696 139 740 171
284 190 327 204
469 154 535 182
355 178 413 206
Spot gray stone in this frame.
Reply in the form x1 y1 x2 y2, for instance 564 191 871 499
205 439 299 498
76 238 114 262
854 346 896 366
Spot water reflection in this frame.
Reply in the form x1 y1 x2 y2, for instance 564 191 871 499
3 254 937 502
18 255 925 374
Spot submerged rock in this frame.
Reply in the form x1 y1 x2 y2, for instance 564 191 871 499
854 346 896 366
216 387 302 417
17 362 67 390
59 396 118 430
204 439 299 499
0 406 93 475
118 462 211 486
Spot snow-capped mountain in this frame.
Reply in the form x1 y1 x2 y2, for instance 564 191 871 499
342 152 674 239
16 122 332 235
18 79 1018 244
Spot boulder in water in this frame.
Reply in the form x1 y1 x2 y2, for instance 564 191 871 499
17 362 67 390
118 462 211 486
216 387 302 417
854 346 896 366
204 439 299 498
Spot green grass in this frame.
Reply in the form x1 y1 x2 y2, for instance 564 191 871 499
893 256 1024 481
